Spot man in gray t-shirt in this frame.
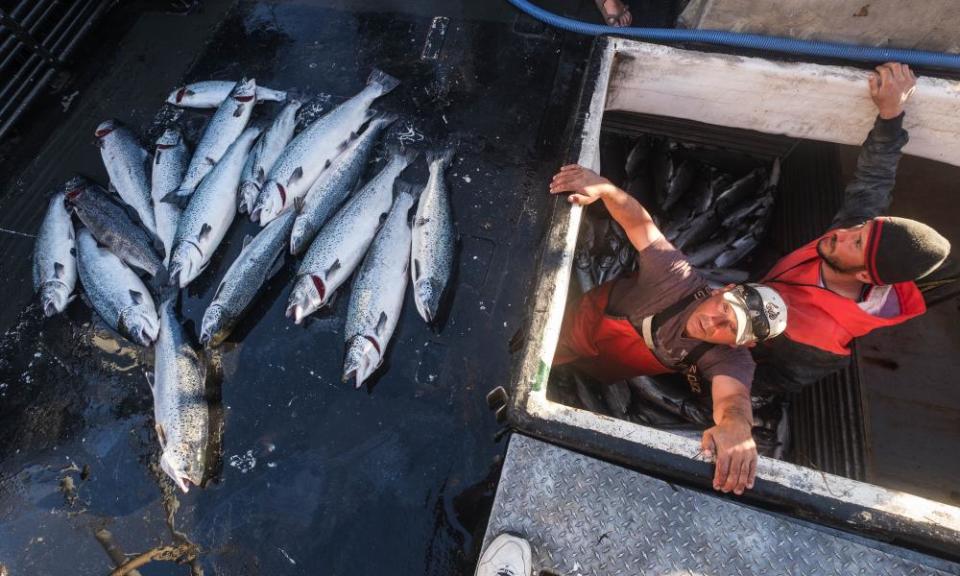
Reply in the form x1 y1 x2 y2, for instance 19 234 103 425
550 164 787 496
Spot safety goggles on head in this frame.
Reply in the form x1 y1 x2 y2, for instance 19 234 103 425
722 283 787 346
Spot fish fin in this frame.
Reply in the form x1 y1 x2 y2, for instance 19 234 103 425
324 259 341 279
198 223 212 242
367 68 401 94
234 104 243 117
392 180 420 201
375 312 388 337
144 370 154 391
413 258 422 281
129 290 144 305
256 166 266 184
267 251 285 279
288 166 303 186
161 189 186 206
69 247 76 257
155 150 163 166
293 195 305 213
54 262 65 279
155 423 167 449
415 216 429 227
242 234 254 250
108 182 118 195
205 156 216 166
425 146 455 169
212 280 225 301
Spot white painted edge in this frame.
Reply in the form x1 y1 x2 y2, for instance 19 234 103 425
522 37 960 536
604 39 960 168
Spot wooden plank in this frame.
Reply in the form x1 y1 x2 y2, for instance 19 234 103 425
605 40 960 168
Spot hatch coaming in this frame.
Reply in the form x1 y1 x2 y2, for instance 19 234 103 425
507 36 960 558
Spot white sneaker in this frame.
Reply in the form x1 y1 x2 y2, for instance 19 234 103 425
475 533 533 576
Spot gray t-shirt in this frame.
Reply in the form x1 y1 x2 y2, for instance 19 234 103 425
607 238 755 388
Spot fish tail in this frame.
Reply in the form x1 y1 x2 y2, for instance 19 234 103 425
425 146 455 170
390 145 419 169
392 180 421 203
367 68 400 95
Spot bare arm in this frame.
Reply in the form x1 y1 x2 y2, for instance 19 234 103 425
701 375 757 496
549 164 663 252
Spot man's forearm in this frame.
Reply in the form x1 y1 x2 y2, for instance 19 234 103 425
713 393 754 428
599 185 664 252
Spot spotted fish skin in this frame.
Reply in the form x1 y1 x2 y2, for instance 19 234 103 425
252 68 400 225
289 112 397 255
286 148 417 324
151 128 189 266
65 178 165 279
166 81 286 109
152 298 208 493
173 78 257 201
239 99 302 215
75 229 159 347
343 188 414 388
200 211 294 348
410 146 456 325
169 127 262 288
95 119 156 235
33 188 77 317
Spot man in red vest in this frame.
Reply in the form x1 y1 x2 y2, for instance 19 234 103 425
549 165 788 496
753 62 951 393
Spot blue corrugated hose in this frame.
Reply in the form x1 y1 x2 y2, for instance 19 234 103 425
507 0 960 70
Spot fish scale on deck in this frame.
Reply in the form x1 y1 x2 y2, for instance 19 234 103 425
29 68 460 493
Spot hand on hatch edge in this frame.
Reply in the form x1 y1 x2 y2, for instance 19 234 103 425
549 164 615 206
870 62 917 120
701 415 758 496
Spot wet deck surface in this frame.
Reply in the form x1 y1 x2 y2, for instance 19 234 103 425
0 1 593 573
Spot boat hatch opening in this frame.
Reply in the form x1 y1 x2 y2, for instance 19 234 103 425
506 37 960 559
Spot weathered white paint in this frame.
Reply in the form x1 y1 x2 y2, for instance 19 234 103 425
523 38 960 536
605 39 960 167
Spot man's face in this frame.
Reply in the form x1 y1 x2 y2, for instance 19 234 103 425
817 221 872 274
685 288 741 346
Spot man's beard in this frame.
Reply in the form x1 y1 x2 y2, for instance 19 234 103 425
817 236 864 274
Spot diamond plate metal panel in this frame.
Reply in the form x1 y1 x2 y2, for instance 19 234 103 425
483 435 960 576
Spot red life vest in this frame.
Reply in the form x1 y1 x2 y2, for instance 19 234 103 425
762 235 926 356
554 280 671 383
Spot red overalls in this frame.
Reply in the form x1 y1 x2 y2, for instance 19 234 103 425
762 236 926 355
554 280 711 384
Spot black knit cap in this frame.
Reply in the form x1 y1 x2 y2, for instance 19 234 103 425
865 216 951 285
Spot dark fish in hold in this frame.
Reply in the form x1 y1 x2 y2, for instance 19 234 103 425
686 228 740 267
698 267 750 285
721 193 773 229
714 169 765 217
624 171 656 207
601 379 632 416
693 169 730 215
673 210 720 252
573 372 609 415
624 135 650 178
65 177 165 279
650 140 672 210
627 375 712 425
713 234 759 268
662 159 695 212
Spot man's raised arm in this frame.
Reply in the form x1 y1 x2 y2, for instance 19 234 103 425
831 63 915 230
549 164 664 252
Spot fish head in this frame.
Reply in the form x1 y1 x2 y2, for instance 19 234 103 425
200 304 229 348
285 275 323 325
231 78 257 103
168 242 204 288
160 445 205 494
157 128 182 149
250 181 285 224
118 306 160 347
413 277 442 324
342 335 384 388
40 281 73 317
62 177 90 208
238 181 262 215
168 86 194 105
94 119 117 145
